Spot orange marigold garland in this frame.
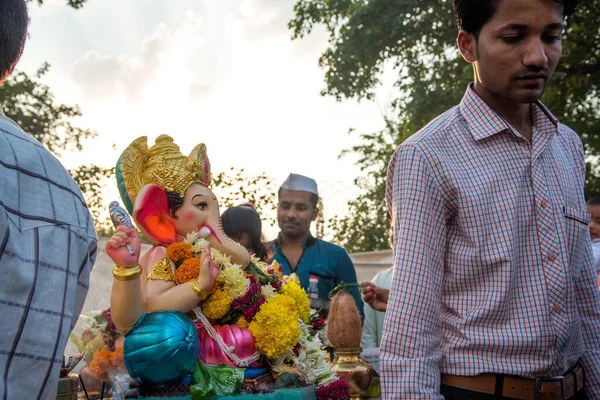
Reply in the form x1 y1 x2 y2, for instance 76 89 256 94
88 347 125 382
175 258 201 284
166 243 193 266
88 349 113 382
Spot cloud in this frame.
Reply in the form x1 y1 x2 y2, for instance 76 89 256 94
189 81 212 101
71 12 222 102
72 23 171 101
239 0 298 37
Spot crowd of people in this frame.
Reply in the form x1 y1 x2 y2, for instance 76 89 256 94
1 0 599 399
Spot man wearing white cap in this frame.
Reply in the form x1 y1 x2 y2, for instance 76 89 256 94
267 173 363 315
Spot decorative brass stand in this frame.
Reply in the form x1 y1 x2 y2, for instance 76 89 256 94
331 347 374 399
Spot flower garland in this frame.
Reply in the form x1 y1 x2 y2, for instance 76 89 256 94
248 294 300 359
202 289 233 320
174 258 200 284
88 347 124 382
280 281 311 324
165 230 343 392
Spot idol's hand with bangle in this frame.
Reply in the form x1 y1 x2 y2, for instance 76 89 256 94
106 225 142 268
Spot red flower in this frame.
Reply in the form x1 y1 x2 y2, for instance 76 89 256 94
311 315 326 330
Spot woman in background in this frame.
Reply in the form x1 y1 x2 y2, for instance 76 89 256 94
221 204 268 262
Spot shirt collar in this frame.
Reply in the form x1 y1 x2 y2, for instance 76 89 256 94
275 233 317 249
459 83 558 141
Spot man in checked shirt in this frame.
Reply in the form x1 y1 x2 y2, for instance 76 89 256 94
381 0 600 399
0 1 97 399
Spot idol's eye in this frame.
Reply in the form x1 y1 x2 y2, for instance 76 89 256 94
195 202 208 210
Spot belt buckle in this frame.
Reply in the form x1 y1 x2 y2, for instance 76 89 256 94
534 376 565 400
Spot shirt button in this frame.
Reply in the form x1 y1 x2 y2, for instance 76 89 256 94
556 356 562 365
553 305 561 312
548 253 557 261
541 200 549 208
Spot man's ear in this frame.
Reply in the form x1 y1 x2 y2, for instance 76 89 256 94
311 207 319 222
457 30 478 63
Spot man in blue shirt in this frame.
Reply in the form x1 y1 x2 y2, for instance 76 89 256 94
267 173 363 316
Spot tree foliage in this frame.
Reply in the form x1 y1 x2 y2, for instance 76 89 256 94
291 0 600 251
0 64 114 233
212 168 278 231
0 63 96 155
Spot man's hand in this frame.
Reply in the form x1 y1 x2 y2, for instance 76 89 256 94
361 281 389 312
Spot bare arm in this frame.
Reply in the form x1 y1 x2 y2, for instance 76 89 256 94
146 244 220 313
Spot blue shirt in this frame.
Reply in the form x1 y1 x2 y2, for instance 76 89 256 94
267 234 363 316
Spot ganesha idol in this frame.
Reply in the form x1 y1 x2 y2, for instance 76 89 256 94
105 135 344 399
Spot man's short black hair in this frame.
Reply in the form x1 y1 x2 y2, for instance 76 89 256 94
278 188 319 208
452 0 577 37
587 197 600 206
0 0 28 83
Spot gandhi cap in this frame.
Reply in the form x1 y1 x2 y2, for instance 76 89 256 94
280 173 318 196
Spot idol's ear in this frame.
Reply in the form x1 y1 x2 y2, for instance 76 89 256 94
133 184 177 245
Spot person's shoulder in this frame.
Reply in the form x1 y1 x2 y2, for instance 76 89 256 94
0 114 63 167
0 114 43 148
557 122 581 144
401 105 462 148
316 238 351 257
554 122 585 162
372 267 394 287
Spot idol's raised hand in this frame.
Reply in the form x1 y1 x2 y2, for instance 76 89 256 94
198 242 221 292
106 225 142 267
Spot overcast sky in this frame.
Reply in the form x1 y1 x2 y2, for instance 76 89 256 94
18 0 396 236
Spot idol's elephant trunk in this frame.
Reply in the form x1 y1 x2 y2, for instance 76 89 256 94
203 212 251 269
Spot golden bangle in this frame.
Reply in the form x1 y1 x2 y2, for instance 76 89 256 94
189 280 208 300
112 265 142 281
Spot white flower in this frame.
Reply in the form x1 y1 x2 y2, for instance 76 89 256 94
261 284 277 299
184 232 199 246
210 247 231 266
217 263 250 298
191 238 209 255
287 321 337 386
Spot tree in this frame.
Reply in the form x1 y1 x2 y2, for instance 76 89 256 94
291 0 600 250
0 63 116 233
1 63 96 155
212 168 278 230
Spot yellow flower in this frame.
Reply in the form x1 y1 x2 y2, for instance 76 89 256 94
217 263 250 299
201 289 233 320
284 273 301 287
280 281 311 323
249 295 300 359
236 317 250 329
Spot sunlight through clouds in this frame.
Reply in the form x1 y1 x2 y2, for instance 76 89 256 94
19 0 392 227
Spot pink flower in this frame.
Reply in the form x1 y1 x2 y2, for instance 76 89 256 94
316 380 351 400
231 282 265 322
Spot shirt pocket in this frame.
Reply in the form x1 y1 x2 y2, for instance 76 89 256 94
563 206 591 280
310 272 334 298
